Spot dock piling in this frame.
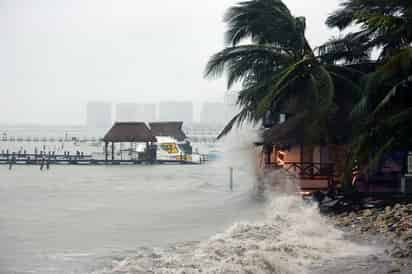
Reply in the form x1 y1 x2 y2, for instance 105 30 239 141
229 167 233 191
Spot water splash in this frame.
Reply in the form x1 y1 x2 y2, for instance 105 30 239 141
91 169 373 274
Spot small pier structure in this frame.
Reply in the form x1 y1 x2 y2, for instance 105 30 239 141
0 121 209 167
103 122 157 163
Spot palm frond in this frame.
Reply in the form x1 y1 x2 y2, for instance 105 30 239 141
373 76 412 115
325 0 412 60
317 32 372 64
223 0 306 51
204 45 293 89
217 107 258 139
381 107 412 128
350 96 368 119
362 48 412 116
255 58 315 114
326 67 363 99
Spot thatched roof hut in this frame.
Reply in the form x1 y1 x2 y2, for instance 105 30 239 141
262 109 353 147
103 122 156 143
262 114 305 146
149 122 187 141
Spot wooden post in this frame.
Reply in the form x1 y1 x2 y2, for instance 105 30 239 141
264 144 272 166
152 142 157 163
111 142 114 161
130 142 133 161
105 141 108 162
8 153 15 170
146 142 150 163
40 157 44 171
229 167 233 191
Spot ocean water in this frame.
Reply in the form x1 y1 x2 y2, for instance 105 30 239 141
88 172 375 274
0 132 376 274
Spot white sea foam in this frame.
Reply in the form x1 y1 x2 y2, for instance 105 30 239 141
90 169 373 274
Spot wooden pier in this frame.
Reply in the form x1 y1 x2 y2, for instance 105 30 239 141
0 152 208 166
0 122 213 167
0 135 217 144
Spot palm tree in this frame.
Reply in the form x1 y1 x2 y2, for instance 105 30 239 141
325 0 412 172
205 0 362 146
348 48 412 174
325 0 412 61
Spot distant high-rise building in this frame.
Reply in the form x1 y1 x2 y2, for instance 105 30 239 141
200 102 226 125
159 101 193 124
86 101 112 128
115 103 157 122
116 103 139 122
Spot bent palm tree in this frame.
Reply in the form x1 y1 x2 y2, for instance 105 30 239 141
205 0 361 143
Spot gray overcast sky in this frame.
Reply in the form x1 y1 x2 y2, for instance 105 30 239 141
0 0 341 125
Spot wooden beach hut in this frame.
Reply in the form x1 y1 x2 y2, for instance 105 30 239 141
259 113 348 193
103 122 157 161
261 114 412 194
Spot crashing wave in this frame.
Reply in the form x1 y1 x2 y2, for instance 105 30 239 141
91 185 372 274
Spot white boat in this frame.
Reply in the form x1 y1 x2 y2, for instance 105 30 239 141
155 136 201 164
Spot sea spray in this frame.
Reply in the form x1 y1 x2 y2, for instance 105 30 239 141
212 127 265 196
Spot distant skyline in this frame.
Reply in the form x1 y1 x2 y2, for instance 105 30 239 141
89 100 230 127
0 0 341 125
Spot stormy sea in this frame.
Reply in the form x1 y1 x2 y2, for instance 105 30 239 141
0 131 394 274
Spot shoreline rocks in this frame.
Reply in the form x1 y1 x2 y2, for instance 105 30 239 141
330 203 412 258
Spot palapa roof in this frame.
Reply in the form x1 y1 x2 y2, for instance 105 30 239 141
103 122 156 143
149 121 187 141
262 111 352 146
261 114 305 146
